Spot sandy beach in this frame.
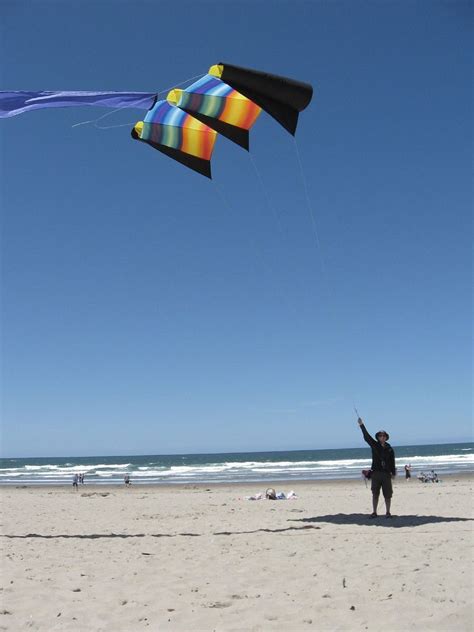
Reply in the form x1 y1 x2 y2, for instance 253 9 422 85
1 474 472 631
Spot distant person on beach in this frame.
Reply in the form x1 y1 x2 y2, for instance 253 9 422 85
404 464 412 480
358 418 396 518
419 470 439 483
72 473 79 490
124 473 131 486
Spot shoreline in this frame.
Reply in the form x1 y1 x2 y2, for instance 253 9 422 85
3 470 472 491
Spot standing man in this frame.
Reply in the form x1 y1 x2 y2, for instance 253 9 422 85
358 418 396 518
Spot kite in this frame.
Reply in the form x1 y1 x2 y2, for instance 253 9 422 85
0 63 313 178
131 99 218 179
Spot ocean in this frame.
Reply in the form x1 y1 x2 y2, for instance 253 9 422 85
0 442 472 486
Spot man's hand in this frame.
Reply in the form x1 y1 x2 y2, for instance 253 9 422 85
357 418 363 426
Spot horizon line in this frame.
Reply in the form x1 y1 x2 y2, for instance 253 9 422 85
2 439 473 460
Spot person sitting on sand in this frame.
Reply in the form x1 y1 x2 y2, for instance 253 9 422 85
358 418 396 518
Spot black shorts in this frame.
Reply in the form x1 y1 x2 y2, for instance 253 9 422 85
371 471 393 499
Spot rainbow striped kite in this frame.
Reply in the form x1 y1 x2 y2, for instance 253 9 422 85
1 63 313 178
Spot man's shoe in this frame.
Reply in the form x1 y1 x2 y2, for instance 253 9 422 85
369 512 377 518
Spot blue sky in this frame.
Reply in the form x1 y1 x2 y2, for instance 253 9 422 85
1 1 472 457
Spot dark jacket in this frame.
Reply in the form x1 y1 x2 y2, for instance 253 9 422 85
360 424 396 475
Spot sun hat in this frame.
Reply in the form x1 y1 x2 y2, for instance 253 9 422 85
375 430 389 440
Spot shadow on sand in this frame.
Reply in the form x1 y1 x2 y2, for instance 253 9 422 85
1 532 201 539
3 517 470 540
1 525 320 540
289 513 472 528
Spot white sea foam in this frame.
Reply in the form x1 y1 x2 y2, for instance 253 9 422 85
2 454 472 481
1 447 472 485
24 465 60 471
400 455 474 464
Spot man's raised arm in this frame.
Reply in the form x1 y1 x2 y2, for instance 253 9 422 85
358 418 377 448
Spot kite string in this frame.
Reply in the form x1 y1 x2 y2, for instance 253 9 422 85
293 137 361 414
247 139 326 297
293 137 328 283
225 148 359 418
155 73 204 99
212 181 298 318
71 73 204 130
249 137 329 295
71 94 153 130
248 153 284 235
247 151 305 315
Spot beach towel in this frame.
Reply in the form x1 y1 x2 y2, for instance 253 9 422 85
245 490 298 501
